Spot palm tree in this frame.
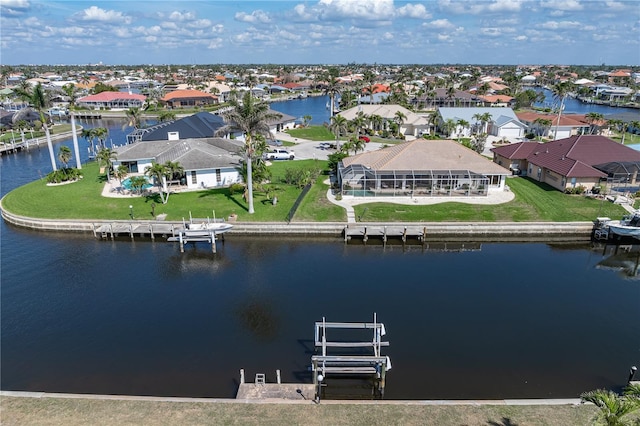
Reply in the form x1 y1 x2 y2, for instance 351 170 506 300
114 164 128 190
533 118 552 140
81 128 97 158
163 160 184 191
96 147 117 183
394 110 407 137
580 389 640 426
479 112 493 135
363 70 376 105
13 83 56 171
442 118 456 138
456 119 470 142
158 110 176 123
551 81 574 140
323 67 342 118
57 145 72 169
215 91 281 214
92 127 108 150
61 81 80 164
125 106 144 129
145 162 170 204
472 113 483 136
328 115 349 150
585 112 605 135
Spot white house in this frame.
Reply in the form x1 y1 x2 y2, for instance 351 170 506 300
338 104 431 139
112 138 244 190
437 107 526 140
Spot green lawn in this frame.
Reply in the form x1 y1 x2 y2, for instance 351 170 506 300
0 123 73 143
353 177 626 223
286 126 335 141
2 162 627 223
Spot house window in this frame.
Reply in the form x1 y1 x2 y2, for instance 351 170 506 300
216 169 221 183
571 177 576 187
191 171 197 184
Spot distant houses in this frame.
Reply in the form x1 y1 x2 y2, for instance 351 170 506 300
437 107 526 140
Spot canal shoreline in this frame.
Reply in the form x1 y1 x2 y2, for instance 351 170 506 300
0 201 595 241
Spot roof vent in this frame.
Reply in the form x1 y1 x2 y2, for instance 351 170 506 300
561 155 565 160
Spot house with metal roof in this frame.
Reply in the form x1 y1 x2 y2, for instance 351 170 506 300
338 139 508 199
491 135 640 192
437 107 526 140
127 111 227 144
112 137 244 191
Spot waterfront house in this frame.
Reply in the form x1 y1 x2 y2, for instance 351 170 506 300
516 112 590 140
338 139 508 198
437 107 526 140
338 104 430 139
112 137 244 190
127 111 227 144
160 89 218 108
77 92 146 110
491 135 640 192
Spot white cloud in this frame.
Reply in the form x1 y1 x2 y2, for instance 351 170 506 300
76 6 132 24
438 0 522 14
540 0 583 11
235 10 272 24
605 1 627 11
539 20 582 29
168 11 196 21
428 18 454 29
396 3 431 19
207 38 223 49
515 35 527 41
318 0 395 20
480 27 516 37
0 0 30 16
187 19 212 29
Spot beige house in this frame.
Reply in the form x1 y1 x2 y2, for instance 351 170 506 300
338 139 508 198
338 104 431 139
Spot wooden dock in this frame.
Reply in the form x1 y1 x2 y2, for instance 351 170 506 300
93 222 179 241
344 225 426 244
236 370 315 401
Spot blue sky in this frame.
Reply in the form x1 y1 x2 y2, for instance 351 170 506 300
1 0 639 66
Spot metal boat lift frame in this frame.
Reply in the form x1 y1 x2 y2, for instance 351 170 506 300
311 313 391 399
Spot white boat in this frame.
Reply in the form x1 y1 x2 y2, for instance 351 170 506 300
607 213 640 238
185 222 233 236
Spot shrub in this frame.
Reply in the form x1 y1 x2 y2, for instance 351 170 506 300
283 166 322 188
46 168 83 184
229 183 245 195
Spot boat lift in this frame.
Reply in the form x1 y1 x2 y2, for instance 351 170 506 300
311 313 391 400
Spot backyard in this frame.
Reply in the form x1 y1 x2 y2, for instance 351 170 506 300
0 159 628 223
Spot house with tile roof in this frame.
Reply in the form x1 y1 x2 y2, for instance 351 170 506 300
437 107 526 140
338 104 430 139
77 92 146 110
161 89 217 108
338 139 508 198
491 135 640 192
516 111 590 140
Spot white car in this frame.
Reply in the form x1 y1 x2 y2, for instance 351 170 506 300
264 148 295 160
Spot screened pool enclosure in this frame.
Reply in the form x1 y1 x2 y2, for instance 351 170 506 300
338 164 495 197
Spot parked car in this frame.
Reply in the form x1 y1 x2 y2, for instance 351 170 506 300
359 136 370 143
264 148 295 160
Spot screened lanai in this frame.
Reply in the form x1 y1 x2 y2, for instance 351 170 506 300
338 164 491 197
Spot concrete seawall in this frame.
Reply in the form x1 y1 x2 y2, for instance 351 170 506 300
1 204 595 241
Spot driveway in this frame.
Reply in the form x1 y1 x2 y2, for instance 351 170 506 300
274 131 384 160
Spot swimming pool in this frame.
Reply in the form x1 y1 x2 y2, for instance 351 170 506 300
122 177 152 190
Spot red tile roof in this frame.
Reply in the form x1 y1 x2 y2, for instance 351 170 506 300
161 89 214 101
493 135 640 178
516 111 588 127
78 92 146 102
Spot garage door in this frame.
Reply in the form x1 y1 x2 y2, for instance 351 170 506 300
498 126 522 138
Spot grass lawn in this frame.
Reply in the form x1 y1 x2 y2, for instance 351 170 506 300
610 131 640 145
353 177 626 223
286 126 335 141
1 160 336 223
1 396 601 426
2 161 627 223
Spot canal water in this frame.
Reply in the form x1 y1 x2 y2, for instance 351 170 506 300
1 112 639 400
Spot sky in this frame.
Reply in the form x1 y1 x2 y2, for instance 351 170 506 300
1 0 639 66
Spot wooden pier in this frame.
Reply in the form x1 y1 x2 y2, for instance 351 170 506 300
345 225 426 244
312 313 391 400
74 112 102 119
92 221 226 253
235 369 315 401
